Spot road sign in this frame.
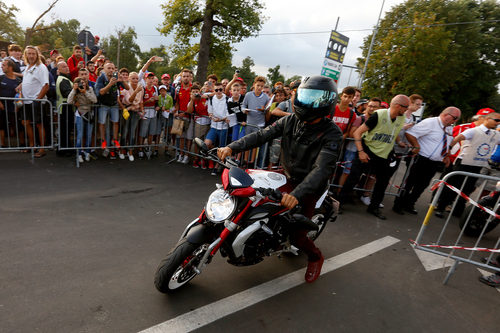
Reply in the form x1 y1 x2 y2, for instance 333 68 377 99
321 30 349 82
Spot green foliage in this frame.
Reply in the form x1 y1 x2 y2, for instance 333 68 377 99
29 19 81 58
159 0 266 82
357 0 500 119
267 65 285 86
0 1 24 44
236 56 256 87
285 75 302 85
101 27 141 71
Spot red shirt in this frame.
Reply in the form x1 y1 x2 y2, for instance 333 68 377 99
329 105 353 133
67 54 84 81
176 83 192 118
193 99 208 117
143 86 157 108
89 72 97 83
449 122 476 162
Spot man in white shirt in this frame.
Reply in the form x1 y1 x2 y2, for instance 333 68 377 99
435 111 500 218
205 82 229 175
393 106 461 215
20 46 49 157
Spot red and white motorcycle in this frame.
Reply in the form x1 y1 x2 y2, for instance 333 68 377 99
154 138 338 293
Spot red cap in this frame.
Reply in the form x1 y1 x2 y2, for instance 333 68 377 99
235 77 244 82
476 108 495 116
381 101 389 108
95 35 100 41
161 73 170 80
145 72 155 78
50 50 59 56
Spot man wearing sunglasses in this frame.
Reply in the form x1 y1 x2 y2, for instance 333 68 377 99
435 111 500 218
393 107 461 215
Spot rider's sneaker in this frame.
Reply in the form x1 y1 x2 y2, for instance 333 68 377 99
305 254 324 283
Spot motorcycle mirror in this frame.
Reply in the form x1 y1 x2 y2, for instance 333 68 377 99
194 138 208 154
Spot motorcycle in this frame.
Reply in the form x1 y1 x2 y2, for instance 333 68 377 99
459 180 500 237
154 138 339 293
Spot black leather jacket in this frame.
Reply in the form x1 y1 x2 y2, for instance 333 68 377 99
228 114 342 201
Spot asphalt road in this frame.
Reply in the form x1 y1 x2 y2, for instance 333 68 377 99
0 152 498 333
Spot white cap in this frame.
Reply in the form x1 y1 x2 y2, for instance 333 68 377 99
158 85 168 91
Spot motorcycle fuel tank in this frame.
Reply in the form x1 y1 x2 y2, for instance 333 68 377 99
247 170 287 190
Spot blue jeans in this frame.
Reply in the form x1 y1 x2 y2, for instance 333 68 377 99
75 115 93 154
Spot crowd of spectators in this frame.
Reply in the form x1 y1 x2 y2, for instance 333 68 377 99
1 41 499 287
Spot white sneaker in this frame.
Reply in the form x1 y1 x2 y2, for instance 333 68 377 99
138 151 144 158
128 153 134 162
379 203 384 208
119 152 125 160
84 152 90 162
177 154 183 162
182 155 189 164
360 196 371 206
78 154 84 163
102 148 109 158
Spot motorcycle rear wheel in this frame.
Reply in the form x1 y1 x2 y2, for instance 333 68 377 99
154 238 206 293
459 203 498 237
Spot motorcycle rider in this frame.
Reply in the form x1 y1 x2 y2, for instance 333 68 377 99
218 75 342 283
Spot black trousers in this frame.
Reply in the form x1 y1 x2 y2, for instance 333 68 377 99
436 159 481 215
339 145 391 210
394 155 443 209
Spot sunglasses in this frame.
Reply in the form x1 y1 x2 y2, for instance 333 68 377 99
447 113 458 120
214 88 223 92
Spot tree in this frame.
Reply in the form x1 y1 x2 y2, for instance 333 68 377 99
0 1 24 44
285 75 302 85
236 56 256 87
101 27 141 71
159 0 266 83
29 19 81 58
357 0 500 118
267 65 285 86
24 0 60 46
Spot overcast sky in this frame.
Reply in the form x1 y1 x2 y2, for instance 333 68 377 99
7 0 406 88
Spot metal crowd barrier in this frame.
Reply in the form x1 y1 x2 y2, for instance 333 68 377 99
56 103 269 169
413 170 500 285
0 97 54 160
329 137 415 198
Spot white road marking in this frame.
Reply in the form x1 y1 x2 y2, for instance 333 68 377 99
413 248 456 271
477 268 500 293
139 236 400 333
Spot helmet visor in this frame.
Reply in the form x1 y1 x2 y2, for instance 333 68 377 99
296 88 337 109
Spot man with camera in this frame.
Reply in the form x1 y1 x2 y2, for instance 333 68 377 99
95 62 127 157
55 61 74 156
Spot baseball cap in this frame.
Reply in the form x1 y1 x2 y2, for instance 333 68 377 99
381 101 389 108
95 35 100 41
477 108 495 116
50 49 59 56
158 85 167 91
161 73 170 80
357 98 369 106
145 72 155 78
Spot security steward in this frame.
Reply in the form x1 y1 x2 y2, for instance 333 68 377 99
338 95 409 220
218 75 342 283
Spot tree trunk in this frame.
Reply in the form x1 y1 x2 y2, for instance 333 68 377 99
196 0 214 83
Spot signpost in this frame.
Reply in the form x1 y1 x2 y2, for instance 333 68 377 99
77 30 94 63
321 30 349 82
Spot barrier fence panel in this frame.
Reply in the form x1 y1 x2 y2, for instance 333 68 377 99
329 137 415 198
0 97 54 159
412 171 500 285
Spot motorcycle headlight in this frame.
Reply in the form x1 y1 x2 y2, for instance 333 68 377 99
205 189 236 223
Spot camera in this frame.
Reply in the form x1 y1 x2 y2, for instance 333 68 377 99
78 81 85 89
235 70 240 74
195 93 201 98
113 72 118 79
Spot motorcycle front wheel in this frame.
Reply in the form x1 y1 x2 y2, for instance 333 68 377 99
154 238 207 293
